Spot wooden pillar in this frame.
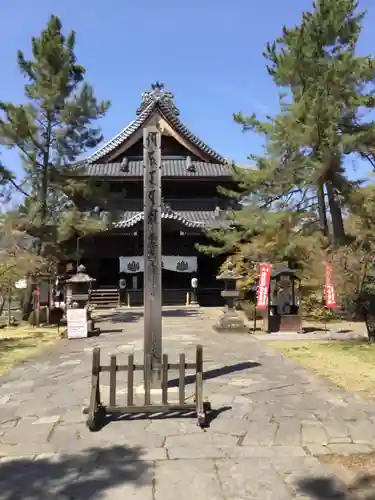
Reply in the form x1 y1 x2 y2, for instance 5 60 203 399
143 125 162 387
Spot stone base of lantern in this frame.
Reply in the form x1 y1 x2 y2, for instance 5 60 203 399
213 308 249 334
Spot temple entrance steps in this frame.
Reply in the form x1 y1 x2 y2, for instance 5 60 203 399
119 289 225 307
89 288 224 309
90 288 120 309
118 289 189 307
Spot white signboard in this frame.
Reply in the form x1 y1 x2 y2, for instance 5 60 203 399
67 308 88 339
119 255 197 273
15 278 27 289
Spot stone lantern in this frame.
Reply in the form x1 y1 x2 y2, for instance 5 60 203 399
65 265 98 338
213 261 247 333
65 264 96 309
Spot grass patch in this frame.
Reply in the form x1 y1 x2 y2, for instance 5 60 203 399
269 339 375 398
0 324 59 376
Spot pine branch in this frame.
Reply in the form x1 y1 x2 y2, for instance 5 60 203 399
6 177 29 198
0 15 110 261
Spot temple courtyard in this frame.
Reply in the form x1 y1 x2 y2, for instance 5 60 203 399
1 308 375 499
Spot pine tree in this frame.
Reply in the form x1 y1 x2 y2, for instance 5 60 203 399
0 15 110 256
262 0 375 244
201 0 375 290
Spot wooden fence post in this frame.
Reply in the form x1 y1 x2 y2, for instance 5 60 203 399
195 345 205 425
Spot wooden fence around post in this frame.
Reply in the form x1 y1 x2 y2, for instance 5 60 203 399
85 344 209 431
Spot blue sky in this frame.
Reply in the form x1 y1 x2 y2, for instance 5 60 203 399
1 0 374 198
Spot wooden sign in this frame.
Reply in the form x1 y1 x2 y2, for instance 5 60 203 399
143 125 162 378
67 308 88 339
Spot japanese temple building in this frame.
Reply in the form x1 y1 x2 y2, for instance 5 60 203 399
72 82 244 306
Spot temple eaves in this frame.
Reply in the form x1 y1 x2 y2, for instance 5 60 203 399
86 82 229 165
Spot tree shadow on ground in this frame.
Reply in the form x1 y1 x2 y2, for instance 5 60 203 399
302 327 355 334
95 308 201 324
168 361 261 388
161 309 201 317
297 473 375 499
303 327 329 333
0 445 150 499
98 326 125 334
96 312 144 324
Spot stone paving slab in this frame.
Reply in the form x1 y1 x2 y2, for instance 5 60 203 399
1 308 375 498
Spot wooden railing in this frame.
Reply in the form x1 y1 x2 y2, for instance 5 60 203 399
85 345 210 431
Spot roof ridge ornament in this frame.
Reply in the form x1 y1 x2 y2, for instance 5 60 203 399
160 197 173 213
120 157 129 172
136 82 180 116
185 155 196 173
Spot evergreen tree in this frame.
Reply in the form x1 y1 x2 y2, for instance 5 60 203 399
0 15 110 256
201 0 375 292
262 0 375 245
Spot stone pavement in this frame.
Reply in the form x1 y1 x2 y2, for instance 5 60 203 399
1 308 375 499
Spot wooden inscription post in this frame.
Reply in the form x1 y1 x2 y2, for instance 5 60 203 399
143 125 162 387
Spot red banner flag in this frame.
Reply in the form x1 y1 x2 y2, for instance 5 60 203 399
324 262 338 308
256 263 273 309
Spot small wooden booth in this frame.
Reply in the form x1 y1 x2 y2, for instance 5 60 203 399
264 268 302 333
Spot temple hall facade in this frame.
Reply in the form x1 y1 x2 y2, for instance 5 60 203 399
71 83 242 306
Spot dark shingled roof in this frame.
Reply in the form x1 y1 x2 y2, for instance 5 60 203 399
114 209 229 229
84 160 233 178
87 83 228 165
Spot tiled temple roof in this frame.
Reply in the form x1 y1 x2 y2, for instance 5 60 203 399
114 209 229 229
84 159 233 178
87 82 228 165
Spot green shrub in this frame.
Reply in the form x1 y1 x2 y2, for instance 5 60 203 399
300 292 340 322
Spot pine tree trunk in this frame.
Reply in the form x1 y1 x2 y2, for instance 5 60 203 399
363 307 375 343
7 286 11 326
326 181 346 245
0 294 4 317
24 123 51 317
23 149 48 314
34 163 48 257
317 182 329 237
36 119 51 256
